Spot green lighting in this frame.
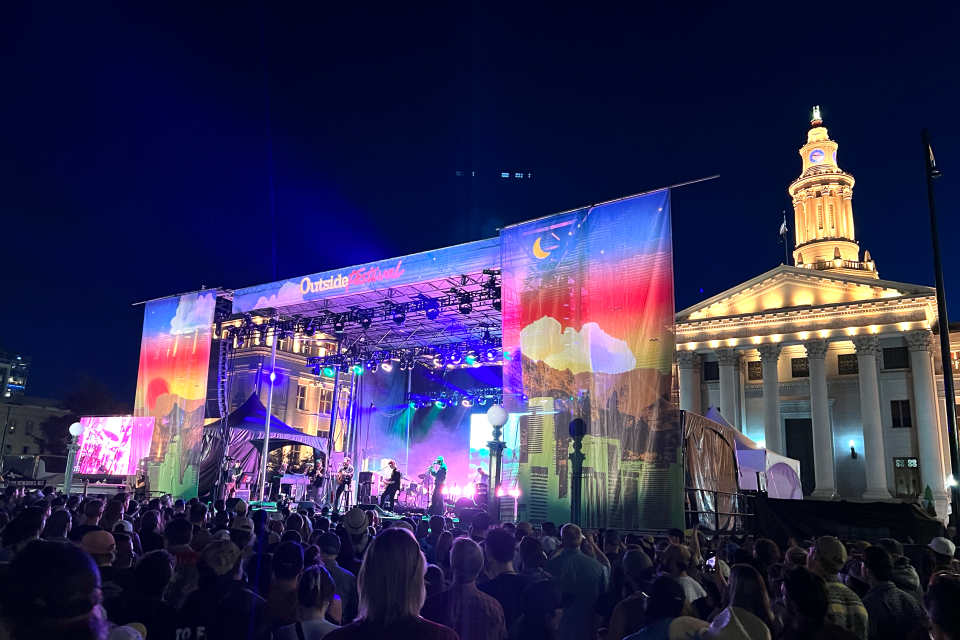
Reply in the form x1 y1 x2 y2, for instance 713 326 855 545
322 367 334 377
352 365 363 375
465 355 476 365
409 401 417 409
503 351 512 360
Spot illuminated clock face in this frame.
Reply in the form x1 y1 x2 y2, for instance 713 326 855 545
809 148 825 163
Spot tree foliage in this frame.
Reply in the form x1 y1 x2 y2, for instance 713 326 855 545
34 377 130 456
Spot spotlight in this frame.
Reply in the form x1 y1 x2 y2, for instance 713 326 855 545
465 354 476 365
503 350 512 360
399 359 408 371
322 367 334 377
237 335 245 348
424 299 441 320
304 325 316 338
365 359 377 371
352 364 363 375
458 300 473 315
381 361 393 372
360 317 372 330
393 309 406 326
333 318 346 333
435 400 445 409
433 354 445 368
478 396 487 405
409 400 418 409
492 297 502 312
462 398 473 407
449 352 463 365
508 487 521 498
484 348 497 361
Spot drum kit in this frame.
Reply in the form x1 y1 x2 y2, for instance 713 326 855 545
398 470 434 509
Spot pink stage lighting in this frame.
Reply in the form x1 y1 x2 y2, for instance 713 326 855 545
508 487 521 498
463 483 476 498
440 485 449 495
75 416 155 476
450 483 462 497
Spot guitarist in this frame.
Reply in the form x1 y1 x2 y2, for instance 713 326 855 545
429 456 447 516
379 460 402 511
334 457 354 512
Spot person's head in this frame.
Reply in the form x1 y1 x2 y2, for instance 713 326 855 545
622 548 653 586
861 545 894 585
469 512 493 540
927 573 960 640
781 565 829 628
80 530 116 567
0 541 107 640
753 538 780 565
428 515 445 536
520 535 547 569
273 541 305 581
83 499 104 523
425 564 445 598
417 520 429 539
876 538 904 558
726 563 774 628
164 516 193 547
140 509 162 533
661 543 692 578
343 457 351 466
314 516 330 533
540 521 557 538
43 508 72 538
667 527 685 545
929 537 957 566
356 528 425 625
783 546 807 569
66 495 81 511
189 503 207 525
450 537 484 584
197 540 244 587
280 530 302 544
434 530 454 567
173 499 185 513
286 513 304 533
642 576 687 626
135 550 175 599
484 527 516 568
603 528 622 551
807 536 846 578
100 500 123 526
560 523 583 550
112 532 134 569
318 531 341 559
388 460 396 470
296 565 336 620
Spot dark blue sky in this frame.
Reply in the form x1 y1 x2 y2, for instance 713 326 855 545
2 3 959 400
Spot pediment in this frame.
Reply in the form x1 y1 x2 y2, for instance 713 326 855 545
677 266 934 321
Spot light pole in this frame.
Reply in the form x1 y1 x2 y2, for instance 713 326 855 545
63 422 85 497
258 315 279 504
486 405 509 520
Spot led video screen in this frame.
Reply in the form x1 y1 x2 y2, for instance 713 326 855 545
75 416 156 476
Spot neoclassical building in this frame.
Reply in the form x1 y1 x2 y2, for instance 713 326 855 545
676 109 955 520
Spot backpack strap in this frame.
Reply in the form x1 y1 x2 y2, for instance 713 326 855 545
296 621 307 640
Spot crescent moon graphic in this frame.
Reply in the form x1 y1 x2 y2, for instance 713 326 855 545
532 237 551 259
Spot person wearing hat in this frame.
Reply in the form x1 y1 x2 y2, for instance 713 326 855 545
660 543 707 605
927 536 960 579
341 507 372 559
874 538 923 603
81 528 134 616
623 575 707 640
860 546 926 640
428 456 447 516
319 531 358 624
608 549 656 640
266 541 305 629
175 540 253 638
509 579 571 640
807 536 868 640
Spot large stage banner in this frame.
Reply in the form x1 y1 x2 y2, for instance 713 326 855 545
501 189 682 530
134 291 216 498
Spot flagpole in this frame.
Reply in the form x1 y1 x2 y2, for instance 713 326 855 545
921 128 960 526
783 212 789 265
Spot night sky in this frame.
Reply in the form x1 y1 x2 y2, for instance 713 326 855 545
2 3 959 401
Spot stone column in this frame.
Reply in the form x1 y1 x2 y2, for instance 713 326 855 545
852 336 893 500
677 351 702 415
758 343 783 454
715 348 740 426
905 331 949 516
805 340 837 498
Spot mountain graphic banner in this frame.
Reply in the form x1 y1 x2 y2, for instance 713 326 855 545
134 291 216 499
500 189 683 530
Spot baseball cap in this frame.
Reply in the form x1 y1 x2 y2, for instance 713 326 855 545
113 520 134 534
80 530 116 556
813 536 847 574
342 508 368 535
929 536 956 557
273 541 305 573
233 499 248 514
199 540 243 576
231 516 254 533
318 532 341 555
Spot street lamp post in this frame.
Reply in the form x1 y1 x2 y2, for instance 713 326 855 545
486 405 509 520
64 422 85 497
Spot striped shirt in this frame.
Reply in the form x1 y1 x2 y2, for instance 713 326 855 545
823 576 868 640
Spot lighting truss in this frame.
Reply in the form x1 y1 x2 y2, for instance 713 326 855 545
406 386 505 409
304 335 504 374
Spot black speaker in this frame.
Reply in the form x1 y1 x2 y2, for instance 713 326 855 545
358 471 373 484
357 503 386 515
459 507 485 525
295 501 316 514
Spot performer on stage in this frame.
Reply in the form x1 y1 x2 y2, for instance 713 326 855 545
429 456 447 516
380 460 402 511
473 465 489 486
334 457 354 511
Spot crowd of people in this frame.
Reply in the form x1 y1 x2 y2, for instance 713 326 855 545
1 484 959 640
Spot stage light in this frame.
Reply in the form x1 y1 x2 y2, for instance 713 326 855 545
484 348 497 361
450 483 462 497
352 364 363 375
380 361 393 372
458 301 473 315
322 367 334 377
409 400 418 409
492 297 502 312
464 483 475 498
393 310 406 325
450 352 463 365
435 400 445 409
478 396 487 405
434 354 445 368
360 317 372 330
503 351 512 360
269 371 276 382
365 359 377 371
424 299 441 320
508 487 521 498
440 485 449 495
333 318 346 332
399 359 408 371
304 320 317 337
462 398 473 407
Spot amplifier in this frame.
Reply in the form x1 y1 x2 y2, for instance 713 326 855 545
358 471 373 484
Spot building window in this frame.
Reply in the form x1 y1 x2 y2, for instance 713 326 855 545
891 400 912 428
829 204 835 229
953 351 960 373
838 354 859 375
297 385 308 411
894 457 921 498
21 446 29 454
883 347 910 370
3 445 9 454
747 361 763 381
8 420 15 433
791 358 810 378
318 388 333 415
703 361 719 381
817 205 823 229
25 421 33 435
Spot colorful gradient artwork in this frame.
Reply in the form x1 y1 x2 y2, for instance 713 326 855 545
75 416 156 476
501 189 683 530
134 291 216 498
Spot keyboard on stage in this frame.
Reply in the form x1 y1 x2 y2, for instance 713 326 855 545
280 474 311 485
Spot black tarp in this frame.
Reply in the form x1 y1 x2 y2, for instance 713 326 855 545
753 494 945 545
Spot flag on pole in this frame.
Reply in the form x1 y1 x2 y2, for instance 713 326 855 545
779 213 788 241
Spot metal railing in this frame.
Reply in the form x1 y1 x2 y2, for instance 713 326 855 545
684 487 755 535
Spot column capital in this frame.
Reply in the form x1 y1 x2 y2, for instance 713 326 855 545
757 343 782 363
803 339 828 360
905 330 934 354
676 350 701 370
852 335 882 357
714 347 741 367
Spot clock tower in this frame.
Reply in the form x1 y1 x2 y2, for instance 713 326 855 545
789 107 878 278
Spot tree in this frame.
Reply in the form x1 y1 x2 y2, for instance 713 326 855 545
34 376 130 456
